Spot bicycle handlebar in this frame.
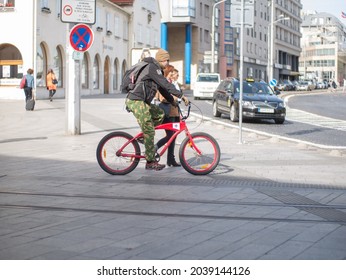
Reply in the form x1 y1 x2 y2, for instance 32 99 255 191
177 98 191 120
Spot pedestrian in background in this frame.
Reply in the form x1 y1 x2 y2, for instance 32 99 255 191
23 68 35 105
332 80 337 92
46 69 57 102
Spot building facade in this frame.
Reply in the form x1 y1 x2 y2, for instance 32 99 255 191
158 0 218 89
217 0 302 82
300 11 346 84
109 0 161 64
0 0 161 100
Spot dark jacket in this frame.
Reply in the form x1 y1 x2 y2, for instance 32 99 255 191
127 57 182 104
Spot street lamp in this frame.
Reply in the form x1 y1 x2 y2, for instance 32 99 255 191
268 2 289 83
211 0 226 73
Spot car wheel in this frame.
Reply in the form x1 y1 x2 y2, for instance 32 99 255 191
194 96 199 100
275 118 285 124
230 103 239 122
212 101 221 117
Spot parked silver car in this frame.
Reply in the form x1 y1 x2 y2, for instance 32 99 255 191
296 81 315 91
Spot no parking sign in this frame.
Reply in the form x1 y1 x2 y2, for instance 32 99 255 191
69 24 94 52
269 79 277 87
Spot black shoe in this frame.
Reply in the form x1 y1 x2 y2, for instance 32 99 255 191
167 159 181 167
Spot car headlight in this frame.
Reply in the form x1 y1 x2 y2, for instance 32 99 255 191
242 101 253 107
278 102 286 108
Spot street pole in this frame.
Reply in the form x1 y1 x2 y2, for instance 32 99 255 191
238 0 245 144
211 0 226 73
65 24 81 135
269 0 274 83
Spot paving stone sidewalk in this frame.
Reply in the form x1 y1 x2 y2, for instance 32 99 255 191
0 95 345 260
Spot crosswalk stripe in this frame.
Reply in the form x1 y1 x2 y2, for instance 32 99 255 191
286 108 346 131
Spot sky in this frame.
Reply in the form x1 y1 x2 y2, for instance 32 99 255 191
301 0 346 23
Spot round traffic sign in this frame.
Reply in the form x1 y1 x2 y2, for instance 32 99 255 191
269 79 277 87
63 5 73 16
69 24 94 52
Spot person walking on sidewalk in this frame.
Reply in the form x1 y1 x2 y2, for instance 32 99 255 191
46 69 57 101
125 48 183 171
23 68 35 105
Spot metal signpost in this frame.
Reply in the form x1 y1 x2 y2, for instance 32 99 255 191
61 0 95 135
230 0 254 144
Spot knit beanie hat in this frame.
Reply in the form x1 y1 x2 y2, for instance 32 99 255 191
155 49 170 62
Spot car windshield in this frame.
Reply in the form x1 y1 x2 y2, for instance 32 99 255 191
233 81 274 95
197 75 219 82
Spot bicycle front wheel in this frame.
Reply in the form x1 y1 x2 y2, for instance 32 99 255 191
179 132 221 175
96 131 141 175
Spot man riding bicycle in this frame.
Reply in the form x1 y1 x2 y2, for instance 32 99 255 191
125 49 183 171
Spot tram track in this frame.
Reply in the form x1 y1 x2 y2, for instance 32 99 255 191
1 190 346 210
1 190 346 225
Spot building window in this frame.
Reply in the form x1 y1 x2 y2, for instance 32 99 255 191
225 44 233 66
95 8 102 30
172 0 196 17
204 4 209 18
93 56 99 89
0 0 15 8
40 0 51 13
113 59 119 90
36 44 46 87
153 29 158 47
0 43 22 82
225 23 233 42
106 13 112 34
123 19 128 40
146 26 151 46
204 29 209 43
137 24 143 44
225 0 231 18
114 16 120 37
52 46 63 87
82 54 89 89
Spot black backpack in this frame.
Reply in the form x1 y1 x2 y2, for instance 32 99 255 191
121 61 149 94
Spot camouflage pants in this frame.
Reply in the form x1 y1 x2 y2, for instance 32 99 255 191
126 99 165 162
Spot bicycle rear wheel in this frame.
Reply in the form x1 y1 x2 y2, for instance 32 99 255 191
179 132 220 175
96 131 141 175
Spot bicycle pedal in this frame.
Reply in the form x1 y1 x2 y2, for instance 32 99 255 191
137 137 144 144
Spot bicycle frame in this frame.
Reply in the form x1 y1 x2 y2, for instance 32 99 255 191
116 104 202 160
97 102 221 175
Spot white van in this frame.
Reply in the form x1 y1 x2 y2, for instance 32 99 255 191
193 73 221 100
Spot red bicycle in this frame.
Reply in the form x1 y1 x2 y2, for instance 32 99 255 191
96 102 221 175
